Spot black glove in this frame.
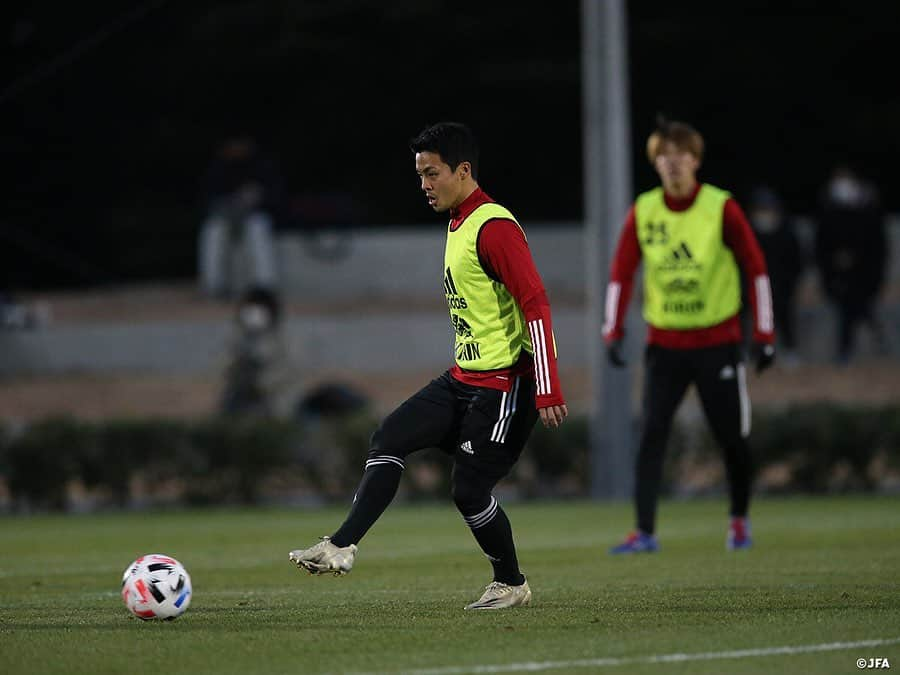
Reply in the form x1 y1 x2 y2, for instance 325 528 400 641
753 342 776 374
607 339 626 368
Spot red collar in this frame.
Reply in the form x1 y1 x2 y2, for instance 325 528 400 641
449 187 491 230
663 182 702 212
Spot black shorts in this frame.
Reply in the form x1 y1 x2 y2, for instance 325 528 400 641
374 371 539 482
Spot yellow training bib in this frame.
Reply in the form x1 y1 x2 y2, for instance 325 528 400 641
635 184 741 329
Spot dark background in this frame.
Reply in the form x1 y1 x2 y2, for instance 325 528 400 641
3 1 897 288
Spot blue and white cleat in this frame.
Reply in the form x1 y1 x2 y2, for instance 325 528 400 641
609 530 659 554
727 517 752 550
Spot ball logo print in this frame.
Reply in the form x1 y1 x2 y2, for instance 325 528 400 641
121 554 192 620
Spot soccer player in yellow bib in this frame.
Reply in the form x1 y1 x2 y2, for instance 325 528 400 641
603 118 775 553
290 122 567 609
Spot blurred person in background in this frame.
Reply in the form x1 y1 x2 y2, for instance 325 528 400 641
288 122 567 610
815 166 888 364
747 186 804 365
0 292 50 330
220 286 299 417
198 136 283 299
602 118 775 554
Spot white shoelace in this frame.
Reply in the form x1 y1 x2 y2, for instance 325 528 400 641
482 582 510 596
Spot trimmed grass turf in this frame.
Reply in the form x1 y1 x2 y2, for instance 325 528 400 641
1 496 898 674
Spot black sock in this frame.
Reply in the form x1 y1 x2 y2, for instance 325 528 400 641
723 439 753 518
330 462 403 547
635 443 665 535
464 498 525 586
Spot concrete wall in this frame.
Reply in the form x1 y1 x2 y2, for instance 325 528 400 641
277 223 585 302
276 216 900 302
1 219 897 376
0 309 588 376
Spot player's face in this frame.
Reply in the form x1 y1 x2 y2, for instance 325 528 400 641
654 141 700 192
415 151 470 213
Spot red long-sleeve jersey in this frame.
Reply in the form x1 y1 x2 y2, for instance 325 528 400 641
603 183 775 349
448 188 565 409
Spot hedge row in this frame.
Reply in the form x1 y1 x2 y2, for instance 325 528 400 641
523 403 900 496
0 417 302 510
1 404 899 511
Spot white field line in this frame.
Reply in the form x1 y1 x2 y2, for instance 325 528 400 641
349 637 900 675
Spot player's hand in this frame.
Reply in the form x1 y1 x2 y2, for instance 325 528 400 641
753 342 776 374
539 404 568 428
607 339 626 368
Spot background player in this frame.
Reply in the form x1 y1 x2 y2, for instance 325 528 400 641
603 118 775 553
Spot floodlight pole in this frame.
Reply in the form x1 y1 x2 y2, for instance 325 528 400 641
582 0 634 499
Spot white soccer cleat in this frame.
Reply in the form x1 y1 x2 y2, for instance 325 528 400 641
464 578 532 610
288 536 358 576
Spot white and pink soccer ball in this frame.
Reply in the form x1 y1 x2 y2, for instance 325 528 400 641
121 554 192 620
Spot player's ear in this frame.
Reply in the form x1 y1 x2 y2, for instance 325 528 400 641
457 161 471 180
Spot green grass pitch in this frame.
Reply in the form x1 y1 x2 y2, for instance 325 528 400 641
1 496 898 674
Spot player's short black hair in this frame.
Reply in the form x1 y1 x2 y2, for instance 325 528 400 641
409 122 479 180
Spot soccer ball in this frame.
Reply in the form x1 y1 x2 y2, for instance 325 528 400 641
121 554 192 620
